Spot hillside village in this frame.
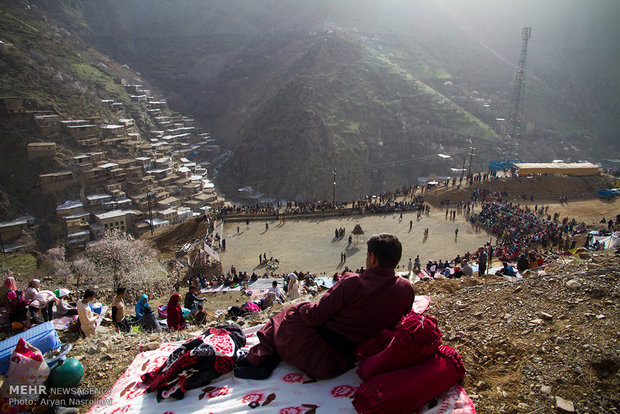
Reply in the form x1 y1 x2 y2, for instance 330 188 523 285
0 84 226 253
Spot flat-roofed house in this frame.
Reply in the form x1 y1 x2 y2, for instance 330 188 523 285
86 193 113 207
66 230 90 249
144 217 169 230
94 210 129 232
101 124 125 137
73 154 94 170
156 196 180 210
1 97 26 118
56 200 85 218
27 142 56 159
82 167 110 190
33 114 60 136
123 84 142 94
158 208 178 225
62 211 90 233
65 123 98 139
0 218 28 242
40 171 74 193
177 207 193 222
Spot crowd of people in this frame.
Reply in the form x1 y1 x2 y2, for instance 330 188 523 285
0 275 218 338
470 201 587 260
218 182 435 220
0 276 76 332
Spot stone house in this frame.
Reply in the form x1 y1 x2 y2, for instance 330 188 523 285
27 142 56 159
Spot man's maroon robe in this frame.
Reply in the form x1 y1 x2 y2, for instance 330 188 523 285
246 267 415 379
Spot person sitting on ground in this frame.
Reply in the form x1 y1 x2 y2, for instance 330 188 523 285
77 289 99 338
0 276 18 308
234 233 415 381
24 279 40 302
29 290 59 323
266 281 284 304
111 287 131 333
450 265 464 279
167 293 185 331
516 253 529 272
184 285 205 315
259 292 276 310
52 288 77 318
461 260 473 277
135 294 150 320
136 305 161 333
194 303 207 325
442 264 452 278
6 290 30 331
496 262 516 277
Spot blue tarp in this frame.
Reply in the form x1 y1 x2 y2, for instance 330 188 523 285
0 321 61 376
489 160 521 172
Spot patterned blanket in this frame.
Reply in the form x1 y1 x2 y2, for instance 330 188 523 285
88 296 475 414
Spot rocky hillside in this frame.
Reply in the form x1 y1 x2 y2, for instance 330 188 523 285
58 249 620 413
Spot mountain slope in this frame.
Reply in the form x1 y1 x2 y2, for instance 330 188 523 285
13 0 620 201
218 34 499 200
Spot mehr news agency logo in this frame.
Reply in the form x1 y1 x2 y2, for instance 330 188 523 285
8 385 111 407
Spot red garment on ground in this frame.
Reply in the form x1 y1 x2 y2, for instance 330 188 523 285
357 312 442 381
246 267 415 379
166 294 185 331
352 345 466 414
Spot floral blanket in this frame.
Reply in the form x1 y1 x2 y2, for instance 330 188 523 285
88 296 475 414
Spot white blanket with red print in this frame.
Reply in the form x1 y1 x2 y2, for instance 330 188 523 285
88 296 476 414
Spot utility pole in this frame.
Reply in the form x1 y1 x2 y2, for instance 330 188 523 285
467 147 475 178
0 232 5 257
460 157 466 181
332 169 337 203
147 191 154 235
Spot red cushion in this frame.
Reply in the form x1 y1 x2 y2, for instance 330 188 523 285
357 312 442 381
353 345 466 414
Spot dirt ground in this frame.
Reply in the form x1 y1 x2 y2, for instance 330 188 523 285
219 209 490 276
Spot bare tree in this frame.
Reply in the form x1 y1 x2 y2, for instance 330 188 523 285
82 230 168 292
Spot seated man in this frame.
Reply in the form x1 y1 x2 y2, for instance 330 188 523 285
496 262 516 277
461 260 473 277
136 305 162 332
235 233 415 380
194 303 207 325
266 281 284 303
184 285 204 315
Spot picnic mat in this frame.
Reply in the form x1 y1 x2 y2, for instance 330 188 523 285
201 285 242 293
51 315 78 331
88 296 475 414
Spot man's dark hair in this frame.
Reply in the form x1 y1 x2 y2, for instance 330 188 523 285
116 287 126 295
83 289 96 300
272 281 278 287
367 233 402 268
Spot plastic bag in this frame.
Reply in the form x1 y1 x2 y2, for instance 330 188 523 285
0 338 50 411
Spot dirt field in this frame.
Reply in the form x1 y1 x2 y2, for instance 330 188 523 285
218 197 619 276
219 210 489 275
